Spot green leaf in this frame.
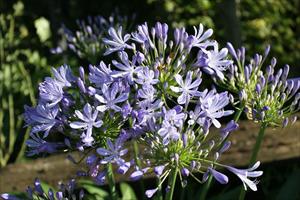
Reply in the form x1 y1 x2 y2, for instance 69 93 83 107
78 179 109 200
40 181 57 195
120 182 137 200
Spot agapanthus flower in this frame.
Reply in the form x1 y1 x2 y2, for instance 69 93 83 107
95 83 128 112
103 27 133 55
111 51 142 84
198 90 234 128
26 133 64 156
225 161 263 191
51 65 75 87
185 24 214 49
22 21 265 200
136 67 159 85
39 78 64 107
70 103 103 145
96 138 130 173
215 43 300 127
24 104 59 137
54 14 133 63
89 61 113 86
170 71 202 105
0 178 84 200
137 85 157 104
194 43 232 79
158 121 181 145
132 22 155 49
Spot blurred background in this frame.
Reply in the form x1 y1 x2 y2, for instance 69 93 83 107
0 0 299 199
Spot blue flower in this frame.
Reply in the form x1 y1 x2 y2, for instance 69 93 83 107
162 106 186 127
170 71 202 105
96 138 130 173
155 22 168 43
1 178 84 200
208 168 229 184
136 67 159 85
89 61 113 86
198 90 234 128
136 100 163 125
70 103 103 146
24 104 59 137
158 122 180 145
95 83 128 112
185 24 213 49
137 85 156 105
132 23 154 49
188 104 207 126
111 51 142 84
26 133 64 156
39 78 64 107
225 161 263 191
103 26 132 55
51 65 75 87
194 43 232 79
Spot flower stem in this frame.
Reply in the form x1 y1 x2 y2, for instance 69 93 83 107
165 167 178 200
156 178 163 200
199 104 244 200
107 163 118 200
133 140 146 200
238 123 267 200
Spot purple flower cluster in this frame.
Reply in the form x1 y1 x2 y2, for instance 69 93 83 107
52 14 133 63
24 22 264 198
0 179 84 200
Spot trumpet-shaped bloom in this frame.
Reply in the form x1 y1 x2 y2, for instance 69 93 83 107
199 90 234 128
51 65 74 87
96 138 130 173
185 24 213 49
111 51 142 84
26 133 64 156
89 61 113 86
194 44 232 80
95 83 128 112
24 104 59 137
103 26 132 55
70 103 103 145
225 161 263 191
39 78 64 107
136 67 159 85
170 71 202 105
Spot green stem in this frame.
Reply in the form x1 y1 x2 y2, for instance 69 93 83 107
199 104 244 200
233 105 244 122
238 124 267 200
107 163 118 200
133 140 146 200
156 178 163 200
165 167 178 200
